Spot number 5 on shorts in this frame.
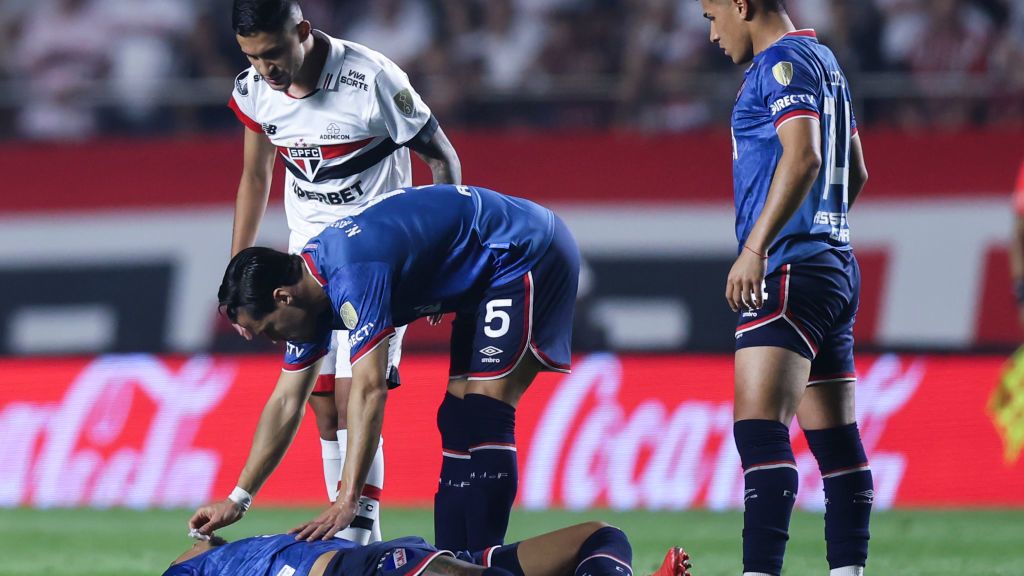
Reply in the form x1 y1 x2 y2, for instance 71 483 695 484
484 299 513 338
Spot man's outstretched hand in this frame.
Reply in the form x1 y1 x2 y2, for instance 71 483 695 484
290 498 358 541
189 500 246 537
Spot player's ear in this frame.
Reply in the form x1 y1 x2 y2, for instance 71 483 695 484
273 287 294 306
296 20 311 42
733 0 750 19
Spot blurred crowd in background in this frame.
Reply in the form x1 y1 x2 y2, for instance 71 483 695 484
1 0 1022 140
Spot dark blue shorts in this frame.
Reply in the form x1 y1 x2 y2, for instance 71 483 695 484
449 215 579 380
331 537 453 576
734 249 859 384
329 537 520 576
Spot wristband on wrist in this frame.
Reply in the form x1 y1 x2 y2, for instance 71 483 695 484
1014 279 1024 305
228 486 253 512
744 244 768 259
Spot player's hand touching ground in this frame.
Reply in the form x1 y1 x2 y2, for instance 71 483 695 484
189 499 246 536
726 246 768 312
291 498 358 541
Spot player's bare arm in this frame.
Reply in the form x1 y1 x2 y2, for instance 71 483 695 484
230 127 278 257
189 361 321 535
725 117 821 312
410 124 462 185
847 133 868 208
292 342 388 541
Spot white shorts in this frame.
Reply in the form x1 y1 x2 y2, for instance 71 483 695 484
322 325 406 379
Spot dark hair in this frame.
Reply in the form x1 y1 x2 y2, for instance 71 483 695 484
232 0 301 36
218 247 304 322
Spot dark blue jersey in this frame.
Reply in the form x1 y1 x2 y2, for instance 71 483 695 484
282 185 556 371
731 29 857 274
162 534 357 576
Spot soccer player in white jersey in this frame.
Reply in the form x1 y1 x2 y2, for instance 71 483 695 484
223 0 461 544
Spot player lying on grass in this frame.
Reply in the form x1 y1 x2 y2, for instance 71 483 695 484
164 521 692 576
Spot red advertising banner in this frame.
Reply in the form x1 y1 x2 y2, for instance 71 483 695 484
0 130 1019 213
1 353 1021 510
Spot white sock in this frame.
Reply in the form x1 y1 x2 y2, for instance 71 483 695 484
332 431 385 544
371 508 382 542
319 438 340 503
830 567 864 576
366 436 384 542
743 573 776 576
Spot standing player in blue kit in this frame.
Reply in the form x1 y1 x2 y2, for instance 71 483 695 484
698 0 873 575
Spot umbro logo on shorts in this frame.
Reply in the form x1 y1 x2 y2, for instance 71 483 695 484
480 346 503 357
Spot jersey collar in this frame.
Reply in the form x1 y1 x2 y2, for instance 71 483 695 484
313 30 342 92
765 28 818 51
784 29 817 39
754 28 818 64
301 252 328 288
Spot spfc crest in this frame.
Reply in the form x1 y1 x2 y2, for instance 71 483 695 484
286 146 323 180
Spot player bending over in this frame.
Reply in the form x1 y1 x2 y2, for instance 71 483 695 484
698 0 872 575
164 522 691 576
190 185 579 552
226 0 462 544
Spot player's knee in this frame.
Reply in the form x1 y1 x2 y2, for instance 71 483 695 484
423 556 486 576
580 520 614 535
309 397 339 439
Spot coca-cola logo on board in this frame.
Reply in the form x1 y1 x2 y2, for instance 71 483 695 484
0 355 235 508
522 353 923 511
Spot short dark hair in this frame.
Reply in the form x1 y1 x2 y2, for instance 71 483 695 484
218 247 304 322
232 0 301 36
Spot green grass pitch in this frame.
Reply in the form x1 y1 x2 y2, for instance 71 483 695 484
2 507 1023 575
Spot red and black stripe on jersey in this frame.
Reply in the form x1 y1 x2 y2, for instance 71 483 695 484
279 138 402 183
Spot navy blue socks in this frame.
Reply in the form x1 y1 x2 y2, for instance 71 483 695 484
734 419 798 576
576 526 633 576
805 423 873 571
472 542 524 575
465 393 518 551
434 393 470 550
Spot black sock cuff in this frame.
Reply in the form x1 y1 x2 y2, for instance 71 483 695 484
477 542 524 576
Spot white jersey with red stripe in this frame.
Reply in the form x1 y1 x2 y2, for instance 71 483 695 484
228 31 434 246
